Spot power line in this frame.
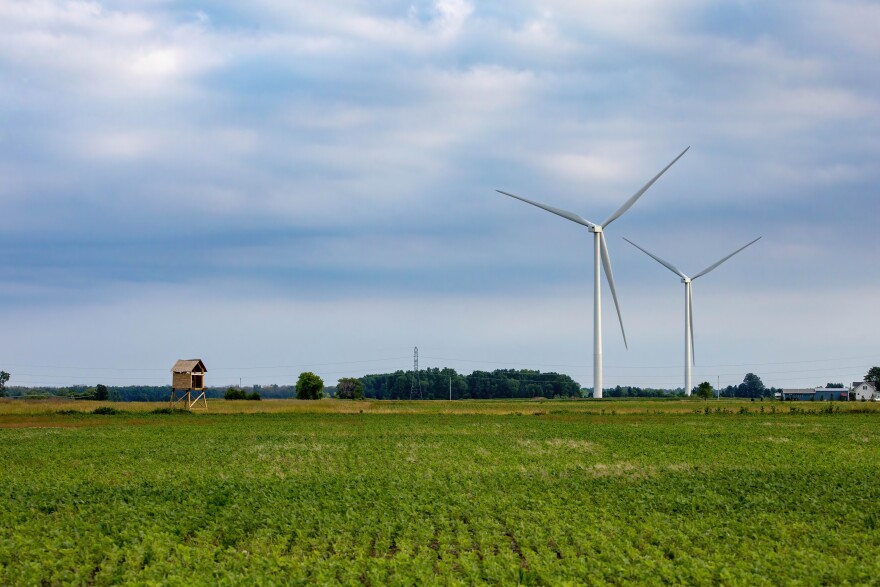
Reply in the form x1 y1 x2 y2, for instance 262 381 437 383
1 356 411 372
422 352 879 370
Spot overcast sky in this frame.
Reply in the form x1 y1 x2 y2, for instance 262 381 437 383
1 0 878 390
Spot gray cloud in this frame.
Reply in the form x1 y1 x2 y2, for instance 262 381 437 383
1 0 878 387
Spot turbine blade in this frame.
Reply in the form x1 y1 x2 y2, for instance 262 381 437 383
623 237 688 279
689 282 695 366
496 190 595 228
600 232 627 349
692 236 762 280
602 146 690 228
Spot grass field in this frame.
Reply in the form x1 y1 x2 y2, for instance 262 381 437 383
1 398 879 585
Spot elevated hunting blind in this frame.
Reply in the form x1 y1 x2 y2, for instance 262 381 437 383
170 359 208 410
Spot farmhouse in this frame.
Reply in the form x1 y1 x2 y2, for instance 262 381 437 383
852 381 878 401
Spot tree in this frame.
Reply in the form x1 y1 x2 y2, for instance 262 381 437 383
865 367 880 388
0 371 9 397
95 384 109 401
739 373 766 398
296 372 324 400
696 381 714 400
336 378 364 400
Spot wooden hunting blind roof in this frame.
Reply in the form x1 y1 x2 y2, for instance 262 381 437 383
171 359 207 374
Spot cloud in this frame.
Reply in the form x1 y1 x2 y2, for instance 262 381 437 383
0 0 878 387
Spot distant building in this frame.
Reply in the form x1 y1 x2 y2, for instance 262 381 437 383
782 389 815 401
814 386 848 401
852 381 879 401
782 387 848 401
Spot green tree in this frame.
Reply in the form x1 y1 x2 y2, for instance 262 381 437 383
336 377 364 400
95 384 109 401
696 381 714 400
0 371 9 396
865 367 880 388
296 372 324 400
739 373 766 398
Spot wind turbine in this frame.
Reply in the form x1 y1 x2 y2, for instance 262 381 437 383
623 236 761 396
497 147 689 399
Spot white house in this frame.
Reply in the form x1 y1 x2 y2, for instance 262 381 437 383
851 381 878 401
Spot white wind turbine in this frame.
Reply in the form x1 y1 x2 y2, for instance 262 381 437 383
497 147 689 398
623 236 761 396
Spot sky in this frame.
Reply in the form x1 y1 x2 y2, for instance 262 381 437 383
1 0 878 391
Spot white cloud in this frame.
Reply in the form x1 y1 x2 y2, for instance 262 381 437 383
1 0 879 389
129 47 179 77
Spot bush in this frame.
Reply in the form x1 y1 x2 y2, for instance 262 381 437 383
92 407 119 415
225 387 247 400
247 392 261 401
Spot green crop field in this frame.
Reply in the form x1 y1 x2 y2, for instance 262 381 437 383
1 398 879 585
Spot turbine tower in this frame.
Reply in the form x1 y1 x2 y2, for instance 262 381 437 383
497 147 689 398
623 236 761 396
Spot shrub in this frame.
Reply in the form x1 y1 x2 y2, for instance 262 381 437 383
225 387 247 400
151 408 191 415
92 407 119 415
247 392 261 401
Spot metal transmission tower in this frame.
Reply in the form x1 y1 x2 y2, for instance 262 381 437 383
409 346 423 400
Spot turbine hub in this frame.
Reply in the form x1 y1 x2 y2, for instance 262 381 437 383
590 225 602 233
682 277 691 284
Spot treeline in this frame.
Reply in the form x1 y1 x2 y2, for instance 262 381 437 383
604 386 684 398
3 385 299 402
2 371 788 401
361 368 582 400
